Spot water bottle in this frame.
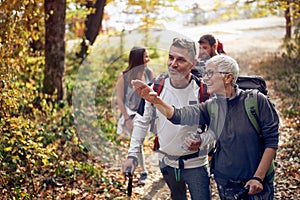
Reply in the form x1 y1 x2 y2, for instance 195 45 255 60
181 132 201 153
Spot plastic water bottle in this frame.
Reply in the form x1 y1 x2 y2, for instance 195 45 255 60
181 132 201 153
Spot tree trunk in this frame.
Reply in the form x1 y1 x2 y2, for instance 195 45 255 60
77 0 106 60
85 0 106 44
44 0 66 101
285 3 291 39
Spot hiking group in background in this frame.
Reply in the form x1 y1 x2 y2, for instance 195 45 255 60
116 46 154 183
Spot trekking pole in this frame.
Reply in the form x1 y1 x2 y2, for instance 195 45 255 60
233 186 250 200
125 167 133 198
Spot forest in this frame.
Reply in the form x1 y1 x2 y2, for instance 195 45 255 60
0 0 299 199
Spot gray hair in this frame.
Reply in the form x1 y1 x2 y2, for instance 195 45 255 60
171 38 197 62
206 54 239 85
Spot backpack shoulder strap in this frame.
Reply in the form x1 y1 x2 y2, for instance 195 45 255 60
123 72 128 97
137 73 168 116
207 97 219 171
199 81 209 102
207 98 218 131
244 89 275 183
191 74 210 102
149 73 168 134
153 73 168 94
144 67 153 83
244 89 261 135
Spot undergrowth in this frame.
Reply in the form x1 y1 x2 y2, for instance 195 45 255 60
257 23 300 116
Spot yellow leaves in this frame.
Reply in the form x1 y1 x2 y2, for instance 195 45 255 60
72 135 79 145
42 158 49 165
4 146 12 152
12 155 19 163
66 189 80 197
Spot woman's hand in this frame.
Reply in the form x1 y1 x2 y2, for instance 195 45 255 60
245 178 263 195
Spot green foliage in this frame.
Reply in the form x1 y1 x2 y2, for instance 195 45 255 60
199 0 299 26
66 0 93 39
243 0 300 22
95 56 124 138
0 0 44 72
2 0 298 198
126 0 174 28
0 0 125 198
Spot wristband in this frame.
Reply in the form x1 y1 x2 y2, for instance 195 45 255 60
251 176 263 184
127 156 138 166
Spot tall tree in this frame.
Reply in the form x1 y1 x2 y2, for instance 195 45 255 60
44 0 66 101
78 0 106 60
284 1 292 38
209 0 299 38
85 0 106 44
242 0 299 38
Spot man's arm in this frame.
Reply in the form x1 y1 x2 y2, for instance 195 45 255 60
122 101 152 174
128 110 151 157
132 79 207 126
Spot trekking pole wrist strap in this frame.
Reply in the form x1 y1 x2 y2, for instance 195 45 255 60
250 176 263 184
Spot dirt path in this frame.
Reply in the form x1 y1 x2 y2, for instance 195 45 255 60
136 17 287 200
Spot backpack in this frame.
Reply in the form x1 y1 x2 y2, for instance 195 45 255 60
209 75 275 184
124 68 153 111
124 85 142 111
137 73 210 151
236 75 268 96
217 40 226 54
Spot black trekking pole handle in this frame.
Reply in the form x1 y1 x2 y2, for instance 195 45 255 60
233 186 250 200
127 174 133 197
125 167 133 198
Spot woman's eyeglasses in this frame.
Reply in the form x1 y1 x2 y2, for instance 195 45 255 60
204 70 229 79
